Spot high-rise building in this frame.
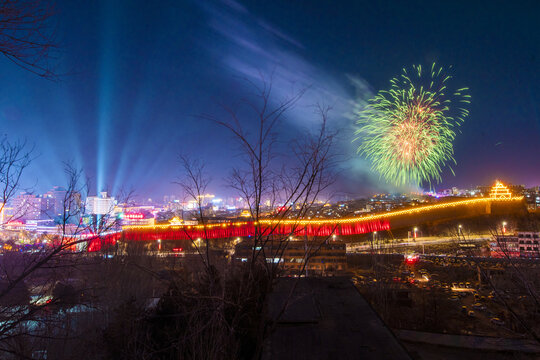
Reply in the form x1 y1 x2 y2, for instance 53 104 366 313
41 193 55 218
85 192 116 215
41 186 67 219
51 186 67 216
12 192 42 220
163 195 178 204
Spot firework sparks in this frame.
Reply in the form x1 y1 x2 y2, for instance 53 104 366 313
354 64 471 187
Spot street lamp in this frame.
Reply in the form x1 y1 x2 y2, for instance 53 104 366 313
157 239 162 251
502 221 507 234
458 224 462 236
332 234 336 241
413 227 418 240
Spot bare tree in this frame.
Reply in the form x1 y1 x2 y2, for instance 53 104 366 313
0 0 57 79
454 219 540 342
154 78 338 359
0 137 33 224
206 79 336 272
176 155 213 268
0 163 132 358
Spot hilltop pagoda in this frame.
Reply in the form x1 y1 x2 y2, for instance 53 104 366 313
489 180 512 199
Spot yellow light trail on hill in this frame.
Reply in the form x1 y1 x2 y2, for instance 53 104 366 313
122 196 523 230
262 196 523 225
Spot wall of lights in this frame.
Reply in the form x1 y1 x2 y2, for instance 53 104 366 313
87 196 524 252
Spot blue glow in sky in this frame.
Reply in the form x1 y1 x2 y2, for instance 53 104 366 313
0 0 538 199
96 1 118 194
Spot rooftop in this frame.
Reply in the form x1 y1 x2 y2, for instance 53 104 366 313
263 277 411 360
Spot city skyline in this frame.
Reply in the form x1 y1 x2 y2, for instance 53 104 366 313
7 178 538 215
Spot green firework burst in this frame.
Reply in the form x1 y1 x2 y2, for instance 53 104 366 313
354 63 471 187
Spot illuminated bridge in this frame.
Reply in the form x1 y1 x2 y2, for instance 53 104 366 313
89 195 525 251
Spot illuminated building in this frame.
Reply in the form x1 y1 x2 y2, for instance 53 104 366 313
491 232 540 258
41 193 54 218
517 232 540 257
524 186 540 210
0 204 12 225
441 187 461 196
40 187 71 219
122 211 155 226
12 192 42 220
85 192 116 215
166 216 196 226
163 195 178 204
162 195 183 212
489 181 512 199
50 186 67 217
197 194 215 206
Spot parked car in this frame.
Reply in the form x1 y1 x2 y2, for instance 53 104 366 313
473 303 486 311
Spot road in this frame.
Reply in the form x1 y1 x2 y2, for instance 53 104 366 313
347 235 491 253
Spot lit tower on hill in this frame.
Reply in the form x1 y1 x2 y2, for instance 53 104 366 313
489 181 512 199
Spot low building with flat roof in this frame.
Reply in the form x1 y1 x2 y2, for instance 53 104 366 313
234 239 347 276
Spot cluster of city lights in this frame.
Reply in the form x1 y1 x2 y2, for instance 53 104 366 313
259 196 522 226
122 195 523 231
123 221 253 231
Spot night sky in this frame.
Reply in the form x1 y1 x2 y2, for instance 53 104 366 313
1 0 539 199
